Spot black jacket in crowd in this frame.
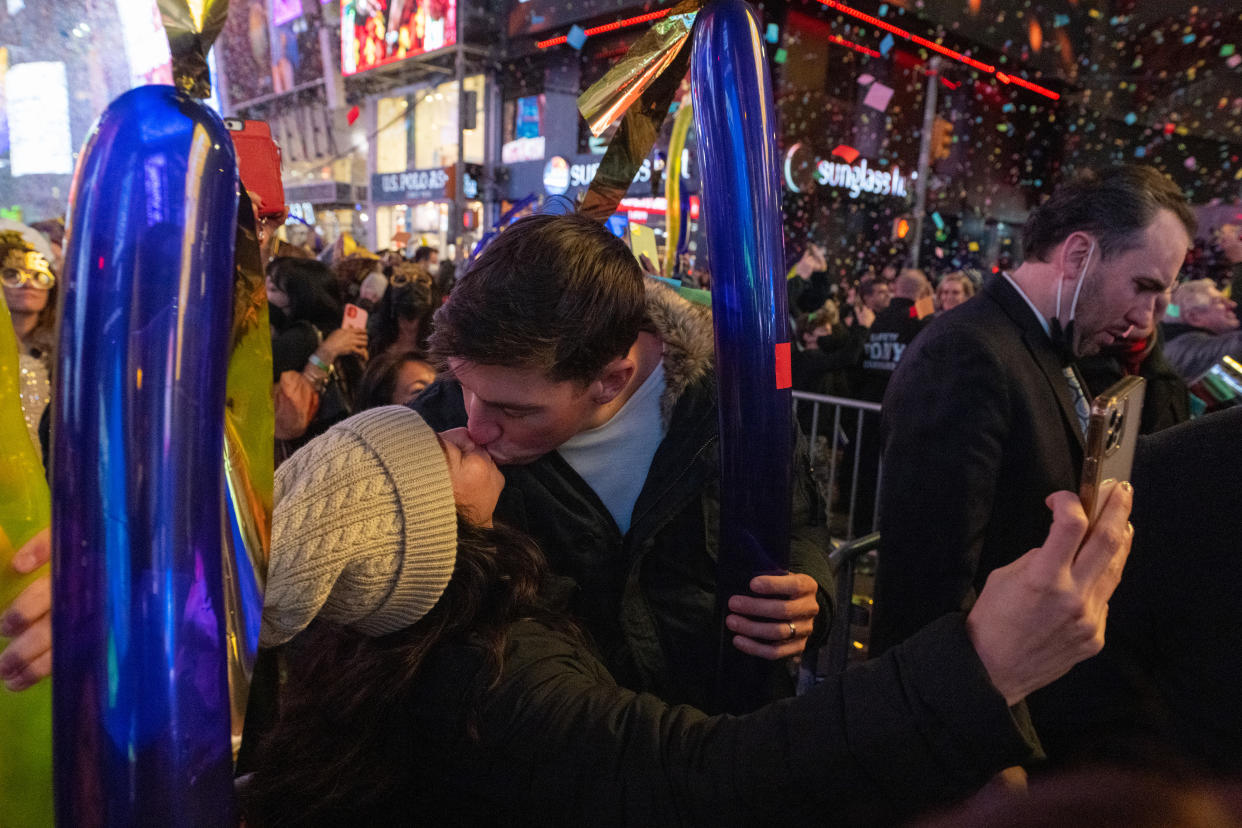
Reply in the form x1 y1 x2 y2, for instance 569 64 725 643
859 296 931 403
367 613 1041 827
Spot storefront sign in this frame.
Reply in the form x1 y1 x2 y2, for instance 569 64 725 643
784 144 910 199
543 156 570 195
509 149 697 202
541 155 685 197
815 158 909 198
502 135 546 163
372 168 451 203
617 196 667 214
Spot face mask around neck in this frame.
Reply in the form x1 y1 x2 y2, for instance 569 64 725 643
1049 239 1094 361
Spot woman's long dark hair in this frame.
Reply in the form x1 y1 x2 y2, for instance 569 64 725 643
268 256 343 333
243 515 560 826
354 349 428 410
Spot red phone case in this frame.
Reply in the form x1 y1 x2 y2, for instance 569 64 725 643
225 118 285 218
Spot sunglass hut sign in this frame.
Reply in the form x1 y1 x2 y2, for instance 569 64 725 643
815 159 909 198
784 144 909 199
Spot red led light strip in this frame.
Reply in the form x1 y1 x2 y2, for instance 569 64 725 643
534 0 1058 101
995 71 1056 97
816 0 1058 100
535 8 674 49
829 34 881 58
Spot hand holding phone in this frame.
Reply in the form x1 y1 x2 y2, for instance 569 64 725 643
1079 375 1145 523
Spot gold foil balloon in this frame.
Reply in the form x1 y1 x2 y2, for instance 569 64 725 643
222 194 275 756
576 0 701 221
157 0 231 97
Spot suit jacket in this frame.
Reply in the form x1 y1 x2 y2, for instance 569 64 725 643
870 275 1086 656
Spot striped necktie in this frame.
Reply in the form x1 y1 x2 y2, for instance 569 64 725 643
1062 365 1091 437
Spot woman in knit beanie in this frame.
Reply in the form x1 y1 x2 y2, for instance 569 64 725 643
245 407 1123 827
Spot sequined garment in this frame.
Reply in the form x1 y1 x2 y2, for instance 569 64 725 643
18 352 50 452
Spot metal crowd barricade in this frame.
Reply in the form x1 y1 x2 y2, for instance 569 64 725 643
792 390 883 540
792 391 885 683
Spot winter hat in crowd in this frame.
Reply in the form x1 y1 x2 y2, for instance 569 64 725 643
261 405 458 647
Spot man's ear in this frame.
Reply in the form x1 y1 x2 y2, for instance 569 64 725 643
591 356 636 405
1056 231 1096 284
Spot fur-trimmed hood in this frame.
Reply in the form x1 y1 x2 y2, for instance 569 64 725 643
642 277 715 426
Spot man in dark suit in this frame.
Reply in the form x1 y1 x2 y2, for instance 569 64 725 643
870 166 1195 671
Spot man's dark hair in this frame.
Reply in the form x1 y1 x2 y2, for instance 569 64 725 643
429 213 645 385
412 246 437 264
1022 165 1196 262
859 276 883 300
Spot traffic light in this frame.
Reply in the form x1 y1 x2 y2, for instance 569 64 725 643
931 116 954 162
892 214 911 241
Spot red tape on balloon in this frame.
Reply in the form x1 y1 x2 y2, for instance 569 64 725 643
775 342 792 389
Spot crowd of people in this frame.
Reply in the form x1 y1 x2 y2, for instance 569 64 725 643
1 166 1240 826
264 240 448 461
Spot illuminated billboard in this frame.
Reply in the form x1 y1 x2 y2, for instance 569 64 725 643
342 0 456 76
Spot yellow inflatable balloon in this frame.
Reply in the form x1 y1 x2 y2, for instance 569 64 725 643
664 101 694 280
0 293 53 828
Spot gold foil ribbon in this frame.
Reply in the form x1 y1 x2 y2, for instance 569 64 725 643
157 0 230 97
576 0 702 222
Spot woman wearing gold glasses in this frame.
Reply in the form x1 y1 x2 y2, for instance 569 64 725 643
0 224 57 451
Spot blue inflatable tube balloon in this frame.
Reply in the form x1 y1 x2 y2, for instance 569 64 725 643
52 85 238 825
691 0 794 713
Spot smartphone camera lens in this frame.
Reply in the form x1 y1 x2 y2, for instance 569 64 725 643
1106 412 1125 452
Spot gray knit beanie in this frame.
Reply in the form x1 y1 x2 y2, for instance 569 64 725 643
261 406 457 647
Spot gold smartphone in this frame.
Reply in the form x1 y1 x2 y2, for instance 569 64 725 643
1079 375 1146 523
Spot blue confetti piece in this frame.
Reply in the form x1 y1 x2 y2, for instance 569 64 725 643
932 211 944 230
878 4 888 16
1054 14 1070 27
1002 102 1015 112
567 24 587 50
1135 146 1146 157
1124 112 1137 125
765 23 778 44
879 33 894 55
1182 33 1196 44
